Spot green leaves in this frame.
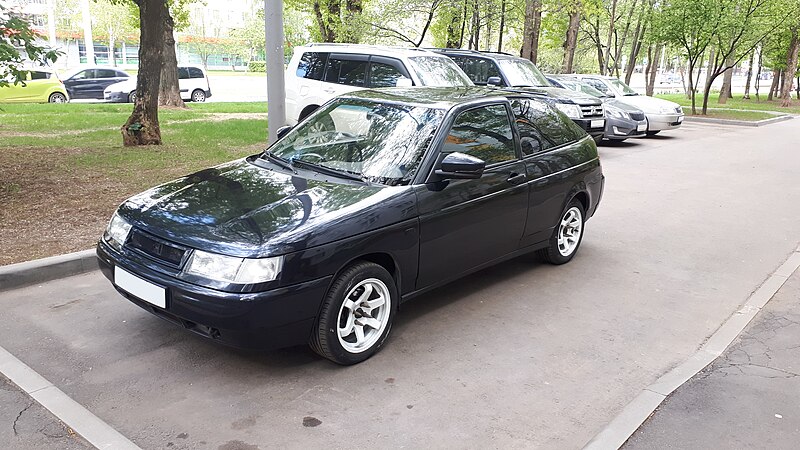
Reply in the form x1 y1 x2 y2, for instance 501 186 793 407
0 5 62 87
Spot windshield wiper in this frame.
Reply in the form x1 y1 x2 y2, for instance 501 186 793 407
261 151 294 172
289 158 367 183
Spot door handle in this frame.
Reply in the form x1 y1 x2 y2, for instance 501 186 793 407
507 173 527 185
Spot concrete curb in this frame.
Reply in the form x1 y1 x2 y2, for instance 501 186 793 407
682 113 793 127
583 244 800 450
0 249 97 292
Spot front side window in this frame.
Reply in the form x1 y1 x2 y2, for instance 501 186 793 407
511 99 583 154
451 57 502 85
407 56 473 87
324 57 367 87
583 78 610 95
444 104 515 165
369 63 405 88
96 69 118 78
71 70 93 80
268 99 444 185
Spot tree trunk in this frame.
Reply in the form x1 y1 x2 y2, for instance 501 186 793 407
458 0 467 48
613 0 637 77
781 27 798 107
603 0 618 76
754 49 762 100
159 10 185 108
687 58 697 114
624 21 644 84
646 45 661 96
704 47 716 90
109 36 116 67
767 69 779 100
122 0 166 146
742 49 754 99
718 56 734 104
562 9 580 73
497 0 506 52
520 0 542 63
594 19 604 74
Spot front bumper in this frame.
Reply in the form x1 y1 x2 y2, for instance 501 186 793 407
573 117 606 138
104 91 129 103
646 113 684 131
96 241 330 350
205 89 212 99
604 117 647 140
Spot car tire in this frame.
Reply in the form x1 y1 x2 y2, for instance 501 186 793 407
191 89 206 102
128 91 136 103
310 261 398 365
537 199 585 265
646 130 660 136
48 92 67 103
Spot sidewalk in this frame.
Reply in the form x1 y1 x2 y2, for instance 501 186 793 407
624 268 800 449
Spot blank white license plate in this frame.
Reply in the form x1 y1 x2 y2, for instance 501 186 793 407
637 123 647 131
114 267 166 308
591 119 605 128
677 116 684 123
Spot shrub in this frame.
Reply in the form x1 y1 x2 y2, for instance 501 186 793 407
248 61 266 72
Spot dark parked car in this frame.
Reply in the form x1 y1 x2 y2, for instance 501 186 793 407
547 75 647 141
62 66 129 100
431 49 606 142
96 87 604 365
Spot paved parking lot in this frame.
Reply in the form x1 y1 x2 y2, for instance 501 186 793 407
1 119 799 449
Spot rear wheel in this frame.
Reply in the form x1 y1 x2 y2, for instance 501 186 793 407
128 91 136 103
537 200 585 265
191 89 206 102
310 262 397 365
48 92 67 103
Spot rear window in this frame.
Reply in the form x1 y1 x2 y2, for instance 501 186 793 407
296 52 327 80
188 67 204 78
407 56 472 87
511 99 583 155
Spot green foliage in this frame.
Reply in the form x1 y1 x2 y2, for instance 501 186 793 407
248 61 266 72
0 5 61 86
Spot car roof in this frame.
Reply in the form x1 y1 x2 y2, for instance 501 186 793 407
428 48 524 62
298 43 446 58
339 86 549 110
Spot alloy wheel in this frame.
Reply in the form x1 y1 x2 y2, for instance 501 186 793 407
336 278 392 353
557 206 583 256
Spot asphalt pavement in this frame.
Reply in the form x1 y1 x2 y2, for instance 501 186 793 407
1 119 799 449
625 268 800 449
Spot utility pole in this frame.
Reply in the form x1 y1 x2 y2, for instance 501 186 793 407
80 0 94 64
264 0 286 144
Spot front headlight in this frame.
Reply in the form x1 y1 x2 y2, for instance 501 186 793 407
659 105 679 114
606 107 630 119
105 212 132 249
554 103 582 119
184 250 283 284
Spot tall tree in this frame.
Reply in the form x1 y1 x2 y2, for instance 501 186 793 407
780 25 799 106
562 2 581 73
520 0 542 63
159 8 183 107
122 0 166 146
742 49 755 99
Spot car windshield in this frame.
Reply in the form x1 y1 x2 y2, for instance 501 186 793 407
497 59 550 87
267 99 444 185
609 78 639 96
554 77 608 98
407 56 473 87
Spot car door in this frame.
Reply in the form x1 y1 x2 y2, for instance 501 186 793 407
65 69 94 99
0 72 32 102
177 67 190 98
92 69 126 98
415 102 529 289
321 53 368 98
367 56 412 88
511 98 593 246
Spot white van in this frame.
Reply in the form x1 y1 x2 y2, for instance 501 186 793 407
284 44 473 125
103 66 212 103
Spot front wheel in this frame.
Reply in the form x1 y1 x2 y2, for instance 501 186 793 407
537 200 585 265
191 89 206 102
128 91 136 103
310 262 398 365
48 92 67 103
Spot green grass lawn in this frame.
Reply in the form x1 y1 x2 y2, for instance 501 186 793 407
657 93 800 115
679 107 777 121
0 102 269 265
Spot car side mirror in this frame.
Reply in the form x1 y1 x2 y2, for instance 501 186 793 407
435 152 485 179
487 76 503 86
276 125 293 140
395 77 413 87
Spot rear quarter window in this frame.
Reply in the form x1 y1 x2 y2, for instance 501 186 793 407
29 71 50 80
296 52 327 80
511 99 584 155
188 68 204 78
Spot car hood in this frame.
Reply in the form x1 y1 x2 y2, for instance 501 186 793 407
613 95 681 114
118 159 417 257
603 98 644 114
105 78 136 93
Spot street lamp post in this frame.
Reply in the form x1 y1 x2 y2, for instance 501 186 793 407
264 0 286 144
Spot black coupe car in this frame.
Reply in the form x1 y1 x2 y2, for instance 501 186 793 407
97 87 604 365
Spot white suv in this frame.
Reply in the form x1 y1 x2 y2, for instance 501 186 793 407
284 44 473 125
103 66 212 103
